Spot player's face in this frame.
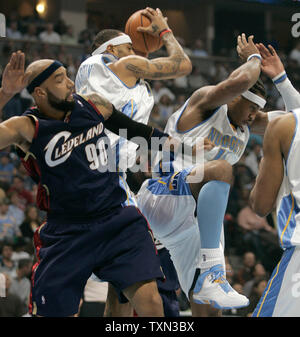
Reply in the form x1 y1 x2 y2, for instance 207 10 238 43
47 67 75 101
114 43 135 58
229 96 260 127
44 67 75 112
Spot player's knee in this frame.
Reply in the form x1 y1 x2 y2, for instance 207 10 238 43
143 291 163 311
214 160 233 184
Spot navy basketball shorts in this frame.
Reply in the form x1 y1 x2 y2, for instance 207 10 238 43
30 206 164 317
157 248 180 317
160 290 180 317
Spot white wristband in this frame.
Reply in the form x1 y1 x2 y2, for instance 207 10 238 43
247 53 262 62
272 71 287 84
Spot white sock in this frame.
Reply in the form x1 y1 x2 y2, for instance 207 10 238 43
198 247 224 273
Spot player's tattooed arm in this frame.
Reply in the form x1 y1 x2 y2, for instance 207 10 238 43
124 49 190 80
137 7 169 36
114 7 192 80
123 34 191 80
81 92 204 159
80 92 113 119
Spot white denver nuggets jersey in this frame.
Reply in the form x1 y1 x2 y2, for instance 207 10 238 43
275 108 300 249
75 53 154 171
153 100 249 177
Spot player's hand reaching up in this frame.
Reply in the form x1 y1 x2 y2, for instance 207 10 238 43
256 43 285 79
236 33 260 62
1 51 31 96
137 7 169 37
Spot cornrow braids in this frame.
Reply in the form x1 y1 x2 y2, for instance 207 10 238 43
249 78 266 99
92 29 123 52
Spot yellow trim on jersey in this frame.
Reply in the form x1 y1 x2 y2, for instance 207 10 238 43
26 113 38 123
280 193 294 247
42 184 50 196
23 151 37 161
32 302 37 316
255 259 282 317
38 222 47 234
230 123 236 132
169 172 178 191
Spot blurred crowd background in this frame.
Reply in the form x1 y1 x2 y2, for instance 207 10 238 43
1 0 300 317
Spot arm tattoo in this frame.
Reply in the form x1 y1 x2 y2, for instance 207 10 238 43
154 63 163 71
125 32 188 79
151 24 159 34
87 93 112 111
126 54 185 79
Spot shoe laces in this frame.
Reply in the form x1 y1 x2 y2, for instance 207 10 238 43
211 270 226 284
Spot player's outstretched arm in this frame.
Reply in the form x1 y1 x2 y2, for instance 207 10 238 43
187 34 261 113
82 92 172 144
248 44 300 135
82 92 206 156
257 43 300 111
249 114 294 216
0 51 31 110
256 43 285 79
0 116 35 152
111 7 192 80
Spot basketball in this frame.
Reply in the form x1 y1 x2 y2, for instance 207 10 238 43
125 10 164 54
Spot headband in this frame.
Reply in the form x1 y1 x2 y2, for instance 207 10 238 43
27 61 63 94
241 90 266 109
92 34 132 56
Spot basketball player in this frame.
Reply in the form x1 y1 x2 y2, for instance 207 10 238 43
249 108 300 317
136 34 299 315
0 58 198 317
75 7 192 316
246 43 300 317
75 7 192 185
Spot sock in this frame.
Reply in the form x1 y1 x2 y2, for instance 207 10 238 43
196 180 230 272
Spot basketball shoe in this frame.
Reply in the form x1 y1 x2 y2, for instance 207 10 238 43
193 264 249 309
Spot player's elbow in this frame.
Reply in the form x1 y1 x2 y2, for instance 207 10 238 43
237 72 255 91
250 193 273 217
252 204 270 218
181 57 193 76
172 55 192 77
228 72 254 94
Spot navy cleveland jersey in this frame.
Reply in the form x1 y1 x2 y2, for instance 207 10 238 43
19 94 127 221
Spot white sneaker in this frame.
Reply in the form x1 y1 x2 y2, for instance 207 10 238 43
193 264 249 309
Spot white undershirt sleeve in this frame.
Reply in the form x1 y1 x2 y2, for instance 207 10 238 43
273 72 300 111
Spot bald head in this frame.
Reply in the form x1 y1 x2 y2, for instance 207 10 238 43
26 59 66 95
26 59 58 89
24 59 75 118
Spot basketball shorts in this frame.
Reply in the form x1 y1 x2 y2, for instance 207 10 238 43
30 206 164 317
253 246 300 317
160 290 180 317
137 167 225 298
157 247 180 292
157 247 180 317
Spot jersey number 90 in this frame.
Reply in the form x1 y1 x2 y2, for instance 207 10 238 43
85 139 108 170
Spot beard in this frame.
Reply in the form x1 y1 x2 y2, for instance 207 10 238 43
46 88 75 113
